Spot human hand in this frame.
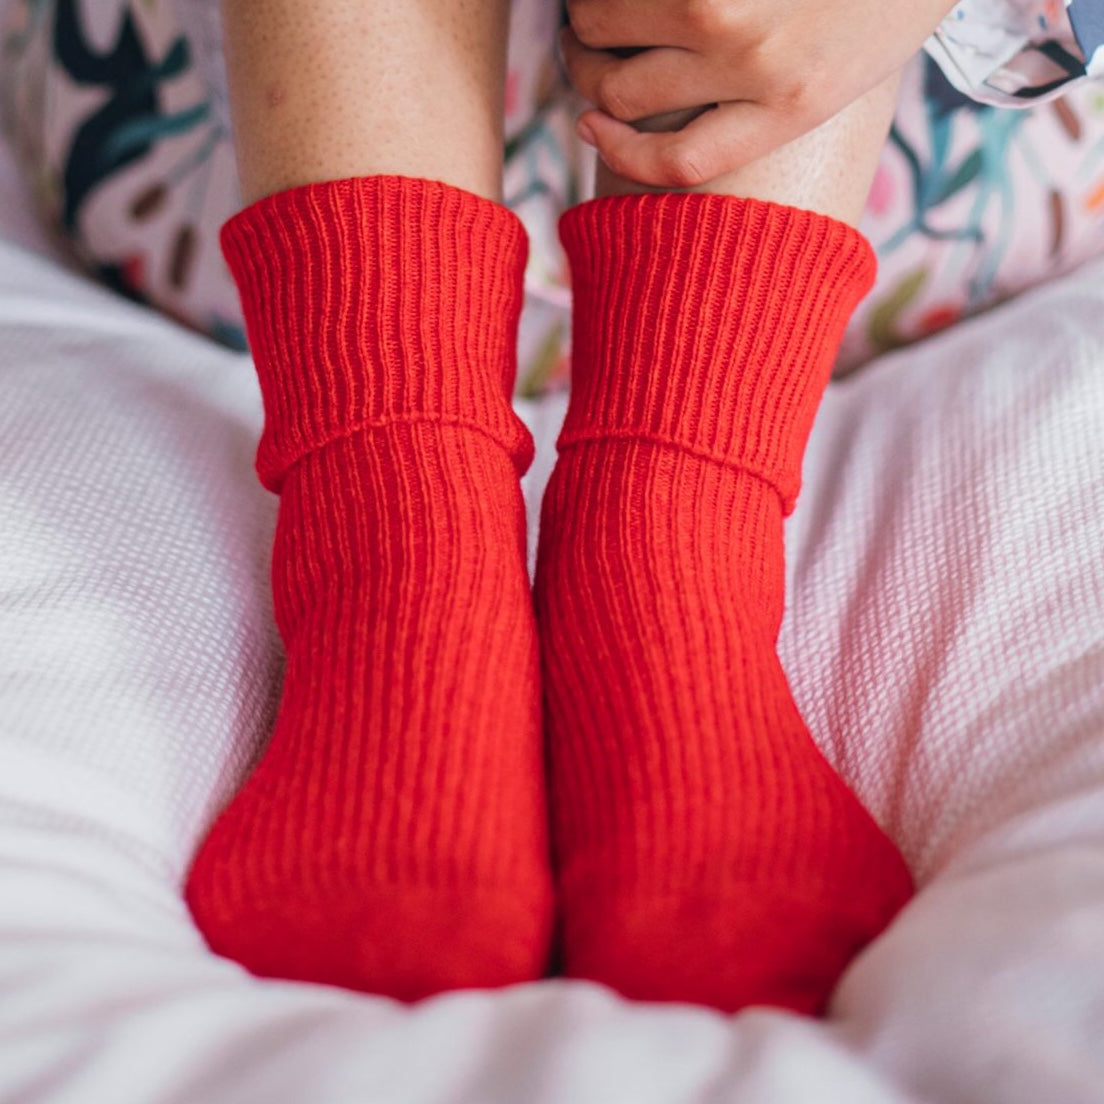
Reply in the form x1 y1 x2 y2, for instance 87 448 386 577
561 0 958 188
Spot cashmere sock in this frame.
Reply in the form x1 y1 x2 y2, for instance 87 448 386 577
537 194 914 1014
185 176 554 999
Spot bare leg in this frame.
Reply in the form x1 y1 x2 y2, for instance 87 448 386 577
221 0 512 202
185 0 554 997
537 77 914 1012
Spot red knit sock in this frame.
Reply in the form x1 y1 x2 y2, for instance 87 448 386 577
537 195 914 1014
185 177 553 999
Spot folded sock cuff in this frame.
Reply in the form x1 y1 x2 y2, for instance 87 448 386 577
222 176 533 491
558 194 875 513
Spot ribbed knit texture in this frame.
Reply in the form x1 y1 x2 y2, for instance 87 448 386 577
538 194 915 1014
184 176 554 998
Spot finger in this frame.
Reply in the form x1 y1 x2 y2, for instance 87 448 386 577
629 106 714 134
565 0 693 50
561 29 731 123
579 101 808 189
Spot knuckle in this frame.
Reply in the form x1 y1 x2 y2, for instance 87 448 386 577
684 0 733 36
659 142 709 188
774 72 813 115
566 0 607 47
596 72 637 120
598 143 630 179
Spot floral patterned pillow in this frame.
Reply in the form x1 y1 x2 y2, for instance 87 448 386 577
841 49 1104 374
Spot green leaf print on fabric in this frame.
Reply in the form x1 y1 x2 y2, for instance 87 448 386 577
868 267 929 353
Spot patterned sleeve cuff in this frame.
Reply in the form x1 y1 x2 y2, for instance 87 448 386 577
925 0 1104 107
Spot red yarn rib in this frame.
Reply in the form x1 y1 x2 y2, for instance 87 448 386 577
538 194 914 1014
185 177 553 999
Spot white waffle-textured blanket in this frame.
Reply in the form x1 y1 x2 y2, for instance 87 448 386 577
1 144 1104 1102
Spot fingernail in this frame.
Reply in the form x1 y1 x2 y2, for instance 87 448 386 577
576 120 597 147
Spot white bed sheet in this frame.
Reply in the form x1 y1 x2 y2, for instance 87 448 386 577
2 133 1104 1102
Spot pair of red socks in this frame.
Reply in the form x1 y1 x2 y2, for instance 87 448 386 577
184 175 913 1014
